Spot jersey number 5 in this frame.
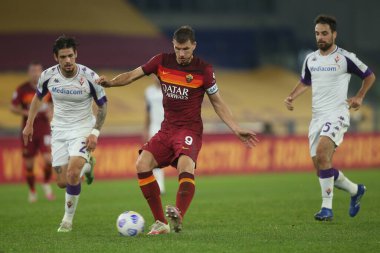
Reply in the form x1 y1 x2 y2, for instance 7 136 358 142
322 122 332 133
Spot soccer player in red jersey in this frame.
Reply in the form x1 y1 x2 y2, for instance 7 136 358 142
10 62 55 203
98 26 259 234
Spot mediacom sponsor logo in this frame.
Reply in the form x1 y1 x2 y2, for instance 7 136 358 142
310 65 338 72
52 87 83 95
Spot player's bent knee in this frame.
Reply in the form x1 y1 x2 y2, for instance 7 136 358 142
315 152 331 169
57 182 66 188
177 155 195 174
56 179 66 188
178 166 194 175
66 169 81 185
135 159 153 173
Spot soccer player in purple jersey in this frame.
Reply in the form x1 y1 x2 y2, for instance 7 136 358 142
284 15 375 221
23 36 108 232
98 25 259 234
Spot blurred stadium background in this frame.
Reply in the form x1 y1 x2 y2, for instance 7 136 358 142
0 0 379 183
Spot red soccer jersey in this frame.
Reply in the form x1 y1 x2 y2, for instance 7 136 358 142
142 53 217 135
11 82 51 133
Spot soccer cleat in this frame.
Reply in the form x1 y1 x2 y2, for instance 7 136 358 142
314 207 333 221
28 191 37 203
85 156 96 185
42 183 55 201
45 193 56 201
165 205 183 232
57 221 72 232
349 184 366 217
147 220 170 235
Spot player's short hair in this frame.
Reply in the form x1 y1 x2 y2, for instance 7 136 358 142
53 35 78 56
173 25 195 43
314 15 337 32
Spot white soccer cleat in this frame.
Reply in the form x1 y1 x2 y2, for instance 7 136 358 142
147 220 170 235
42 183 55 201
28 191 37 203
57 221 72 232
165 205 183 232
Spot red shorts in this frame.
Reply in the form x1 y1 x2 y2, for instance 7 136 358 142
141 128 202 168
21 131 51 158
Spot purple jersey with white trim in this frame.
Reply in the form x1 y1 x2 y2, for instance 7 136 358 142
37 64 107 131
300 46 372 117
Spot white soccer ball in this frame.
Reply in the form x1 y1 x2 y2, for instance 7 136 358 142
116 211 145 236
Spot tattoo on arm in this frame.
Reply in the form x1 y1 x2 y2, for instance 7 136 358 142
54 166 62 174
94 103 107 130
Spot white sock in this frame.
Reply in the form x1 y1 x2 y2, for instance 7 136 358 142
42 183 53 196
62 193 80 224
153 168 165 194
319 176 334 209
334 170 358 196
80 163 91 178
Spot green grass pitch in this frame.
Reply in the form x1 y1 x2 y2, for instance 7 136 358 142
1 170 379 253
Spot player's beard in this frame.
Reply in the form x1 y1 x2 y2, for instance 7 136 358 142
61 64 76 77
317 40 333 52
178 55 193 65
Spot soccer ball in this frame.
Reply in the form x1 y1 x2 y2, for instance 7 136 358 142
116 211 145 236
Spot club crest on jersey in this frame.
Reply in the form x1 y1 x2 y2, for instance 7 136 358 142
186 74 193 83
79 77 85 85
335 55 340 63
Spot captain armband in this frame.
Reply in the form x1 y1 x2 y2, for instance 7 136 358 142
206 83 219 95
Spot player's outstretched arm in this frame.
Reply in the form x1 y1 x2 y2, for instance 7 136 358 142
22 95 43 146
284 81 310 111
97 67 146 88
347 72 376 111
208 91 258 148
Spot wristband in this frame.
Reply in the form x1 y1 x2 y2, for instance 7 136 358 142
91 129 100 137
